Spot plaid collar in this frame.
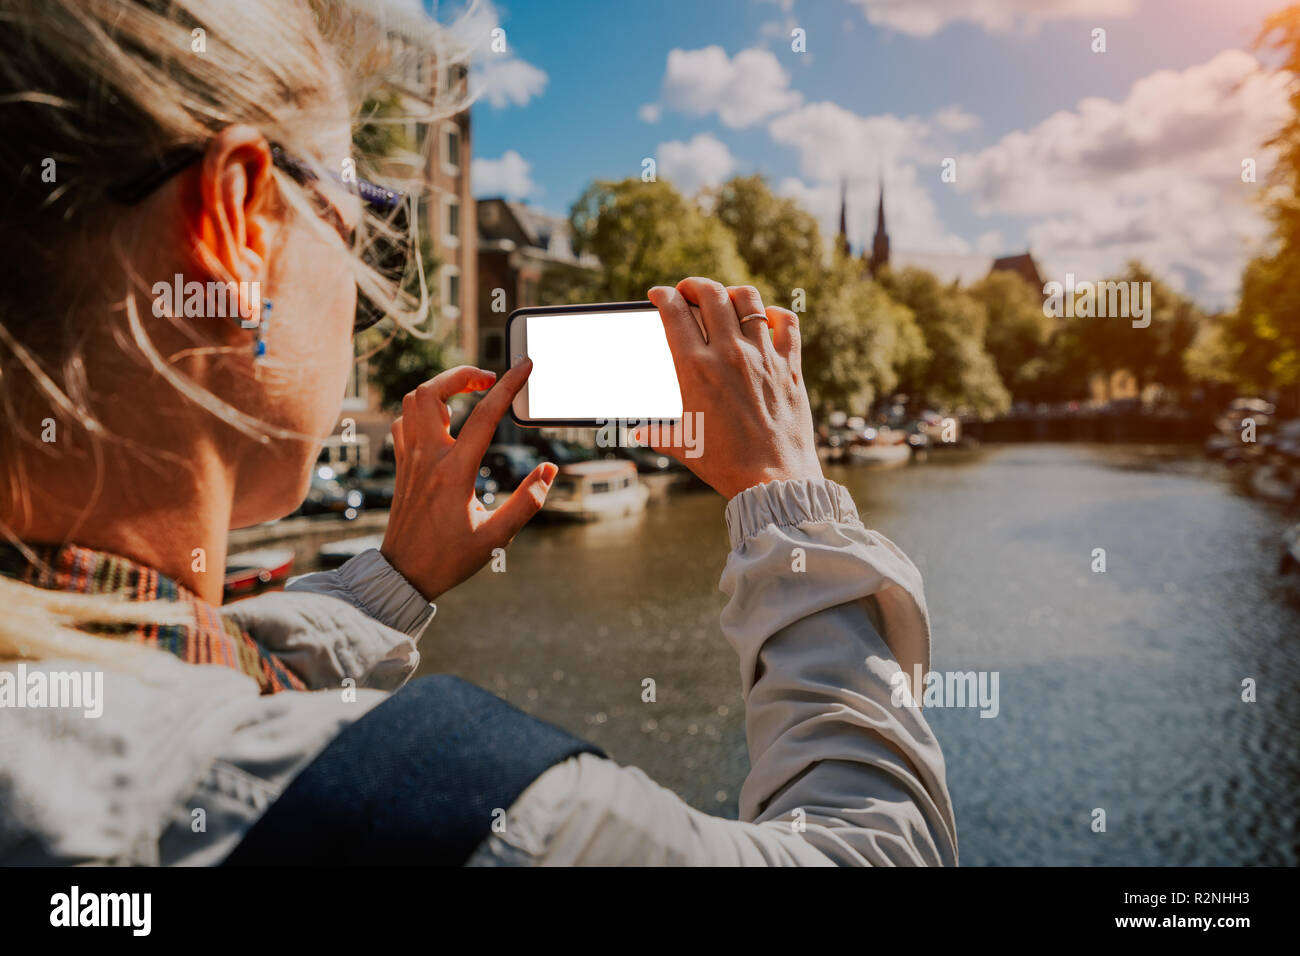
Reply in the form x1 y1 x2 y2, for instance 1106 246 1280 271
0 542 305 694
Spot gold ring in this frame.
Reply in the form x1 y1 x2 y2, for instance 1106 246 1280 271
738 312 767 326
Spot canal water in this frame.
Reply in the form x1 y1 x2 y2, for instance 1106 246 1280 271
408 444 1300 865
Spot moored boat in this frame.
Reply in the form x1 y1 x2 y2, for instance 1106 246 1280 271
846 442 911 468
541 459 648 521
224 547 295 596
845 425 912 468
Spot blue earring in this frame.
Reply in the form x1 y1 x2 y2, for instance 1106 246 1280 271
254 298 272 359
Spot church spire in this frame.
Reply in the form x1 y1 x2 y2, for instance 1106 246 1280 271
875 174 886 234
836 176 850 256
869 172 890 277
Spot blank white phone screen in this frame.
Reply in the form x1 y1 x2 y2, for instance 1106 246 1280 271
526 309 682 420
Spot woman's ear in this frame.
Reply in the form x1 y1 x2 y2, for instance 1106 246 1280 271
188 125 277 301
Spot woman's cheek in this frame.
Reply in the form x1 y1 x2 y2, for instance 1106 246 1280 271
334 284 357 384
322 283 357 428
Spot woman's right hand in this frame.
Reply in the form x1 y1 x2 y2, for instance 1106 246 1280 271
641 277 824 501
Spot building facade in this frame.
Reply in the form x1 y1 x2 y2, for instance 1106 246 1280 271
329 21 476 471
476 198 599 374
421 61 476 364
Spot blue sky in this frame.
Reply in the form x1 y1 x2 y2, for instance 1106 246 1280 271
431 0 1298 308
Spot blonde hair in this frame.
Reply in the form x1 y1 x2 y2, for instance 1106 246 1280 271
0 0 464 666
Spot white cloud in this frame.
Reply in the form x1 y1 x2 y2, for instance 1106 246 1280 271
657 133 738 194
956 49 1291 304
846 0 1137 37
638 102 662 124
472 150 537 199
933 105 980 133
449 0 549 109
660 46 803 128
975 230 1005 255
473 57 548 109
767 101 967 254
769 101 937 182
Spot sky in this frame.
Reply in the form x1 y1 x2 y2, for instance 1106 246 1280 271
417 0 1298 309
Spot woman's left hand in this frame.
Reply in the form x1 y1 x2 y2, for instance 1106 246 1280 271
380 361 557 602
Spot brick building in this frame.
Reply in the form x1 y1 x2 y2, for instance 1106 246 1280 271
325 19 476 471
475 198 599 374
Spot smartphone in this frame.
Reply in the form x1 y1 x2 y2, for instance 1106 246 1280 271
507 301 687 427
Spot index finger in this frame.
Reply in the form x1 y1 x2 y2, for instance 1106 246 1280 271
453 358 532 464
401 365 497 451
425 365 498 402
648 285 708 357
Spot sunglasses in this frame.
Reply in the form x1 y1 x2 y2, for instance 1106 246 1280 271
106 143 410 332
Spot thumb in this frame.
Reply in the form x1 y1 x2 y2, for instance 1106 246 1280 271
486 462 558 541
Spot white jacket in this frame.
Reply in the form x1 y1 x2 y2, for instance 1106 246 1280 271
0 478 957 866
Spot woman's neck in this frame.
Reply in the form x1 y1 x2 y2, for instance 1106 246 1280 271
4 444 235 605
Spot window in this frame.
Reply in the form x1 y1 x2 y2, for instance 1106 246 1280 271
445 62 468 93
443 195 460 246
442 123 461 174
442 265 461 319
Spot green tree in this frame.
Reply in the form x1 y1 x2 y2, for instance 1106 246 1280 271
362 325 461 412
537 260 604 306
358 232 461 410
353 91 408 163
968 270 1056 401
1139 268 1204 398
1207 7 1300 407
1184 311 1241 389
880 268 1011 416
1051 262 1204 400
1217 251 1300 394
799 252 926 419
710 174 823 301
568 178 752 300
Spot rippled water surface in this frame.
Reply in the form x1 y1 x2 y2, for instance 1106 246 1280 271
417 444 1300 865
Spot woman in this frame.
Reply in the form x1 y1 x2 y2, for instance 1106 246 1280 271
0 0 956 865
